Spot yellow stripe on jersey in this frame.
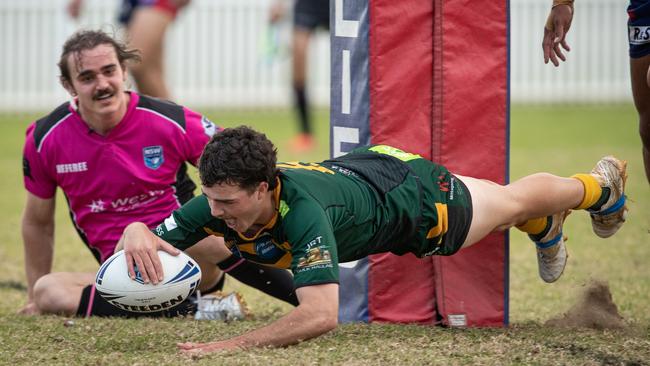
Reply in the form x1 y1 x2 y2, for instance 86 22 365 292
368 145 422 162
426 203 448 239
277 162 335 174
203 227 224 237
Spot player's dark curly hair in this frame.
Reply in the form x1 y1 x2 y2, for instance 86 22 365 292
58 29 141 85
199 126 279 192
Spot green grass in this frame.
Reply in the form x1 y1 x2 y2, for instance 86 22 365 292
0 104 649 365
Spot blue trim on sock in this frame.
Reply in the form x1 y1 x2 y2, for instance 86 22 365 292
591 195 626 215
535 233 562 249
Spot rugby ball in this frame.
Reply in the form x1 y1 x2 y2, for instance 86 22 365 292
95 250 201 313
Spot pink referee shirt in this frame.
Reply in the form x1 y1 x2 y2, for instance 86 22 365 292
23 92 219 262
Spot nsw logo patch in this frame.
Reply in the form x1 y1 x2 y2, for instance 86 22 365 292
201 116 218 137
143 146 164 170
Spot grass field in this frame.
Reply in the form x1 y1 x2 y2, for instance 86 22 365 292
0 104 649 365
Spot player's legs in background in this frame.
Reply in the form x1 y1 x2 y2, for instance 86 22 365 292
288 0 329 153
126 6 174 99
631 55 650 184
289 27 315 153
628 1 650 184
33 272 95 315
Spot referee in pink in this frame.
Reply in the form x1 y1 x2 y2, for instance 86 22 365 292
20 30 298 317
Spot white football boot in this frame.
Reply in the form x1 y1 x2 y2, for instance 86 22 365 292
587 156 628 238
194 291 248 321
530 210 571 283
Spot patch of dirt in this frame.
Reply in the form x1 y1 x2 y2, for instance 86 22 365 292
545 279 625 330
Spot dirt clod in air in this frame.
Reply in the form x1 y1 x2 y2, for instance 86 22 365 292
545 279 625 330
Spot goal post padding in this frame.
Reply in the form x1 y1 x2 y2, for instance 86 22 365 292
331 0 509 326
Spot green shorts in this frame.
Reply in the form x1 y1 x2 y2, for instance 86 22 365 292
408 159 473 257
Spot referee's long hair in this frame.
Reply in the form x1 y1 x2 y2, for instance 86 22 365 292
199 126 279 192
58 29 140 86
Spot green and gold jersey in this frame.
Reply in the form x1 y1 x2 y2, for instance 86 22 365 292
154 145 471 288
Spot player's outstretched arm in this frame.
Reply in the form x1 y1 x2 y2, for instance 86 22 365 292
118 222 180 285
19 193 56 315
542 0 574 66
178 283 339 354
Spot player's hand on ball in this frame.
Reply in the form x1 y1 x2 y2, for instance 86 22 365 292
119 222 180 285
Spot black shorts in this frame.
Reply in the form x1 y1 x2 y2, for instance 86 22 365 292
118 0 180 25
76 275 224 318
628 0 650 58
294 0 330 31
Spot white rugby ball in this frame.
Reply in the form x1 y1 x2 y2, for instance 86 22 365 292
95 250 201 313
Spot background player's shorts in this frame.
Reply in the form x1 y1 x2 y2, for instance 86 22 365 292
76 275 224 318
118 0 181 25
294 0 330 31
628 0 650 58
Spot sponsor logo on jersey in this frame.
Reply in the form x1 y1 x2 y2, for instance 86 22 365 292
110 190 166 212
201 116 217 137
437 174 450 193
330 164 359 179
296 239 332 272
86 190 166 214
254 235 286 260
143 146 164 170
87 199 106 213
56 161 88 174
629 26 650 45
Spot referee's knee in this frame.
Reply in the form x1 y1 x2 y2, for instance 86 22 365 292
34 274 78 316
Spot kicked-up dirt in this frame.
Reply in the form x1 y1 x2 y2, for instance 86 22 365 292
545 279 626 330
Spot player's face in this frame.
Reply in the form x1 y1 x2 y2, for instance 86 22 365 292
202 182 269 233
65 44 128 118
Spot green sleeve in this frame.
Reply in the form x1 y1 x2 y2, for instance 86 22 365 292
285 200 339 288
153 195 223 250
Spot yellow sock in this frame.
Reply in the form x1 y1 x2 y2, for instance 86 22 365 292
516 217 548 235
571 173 602 210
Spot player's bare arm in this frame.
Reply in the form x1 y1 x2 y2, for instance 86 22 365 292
19 193 55 315
177 283 339 354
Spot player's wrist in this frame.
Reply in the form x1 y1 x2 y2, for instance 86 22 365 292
551 0 573 9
